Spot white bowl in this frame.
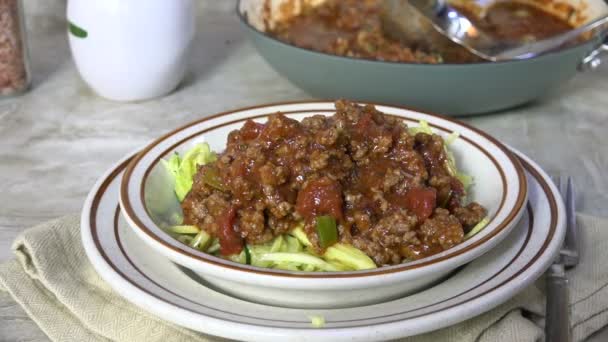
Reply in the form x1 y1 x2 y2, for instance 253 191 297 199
120 101 528 309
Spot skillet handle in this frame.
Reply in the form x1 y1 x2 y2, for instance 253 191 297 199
579 36 608 71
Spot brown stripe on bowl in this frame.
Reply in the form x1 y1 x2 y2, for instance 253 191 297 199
118 101 527 279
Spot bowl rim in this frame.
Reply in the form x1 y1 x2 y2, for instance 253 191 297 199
235 0 600 67
119 100 528 279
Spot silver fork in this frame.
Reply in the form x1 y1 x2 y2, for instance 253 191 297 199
546 176 580 342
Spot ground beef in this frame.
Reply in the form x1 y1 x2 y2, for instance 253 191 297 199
419 208 464 250
182 100 487 265
351 209 419 265
454 202 488 232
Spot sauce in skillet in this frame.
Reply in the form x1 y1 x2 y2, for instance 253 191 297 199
269 0 576 63
457 1 575 42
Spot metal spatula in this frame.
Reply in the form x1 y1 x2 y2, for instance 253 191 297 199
382 0 608 62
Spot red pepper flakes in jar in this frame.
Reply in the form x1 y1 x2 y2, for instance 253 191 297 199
0 0 29 96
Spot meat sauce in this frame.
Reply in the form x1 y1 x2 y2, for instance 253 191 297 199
268 0 575 64
182 100 487 266
457 1 575 42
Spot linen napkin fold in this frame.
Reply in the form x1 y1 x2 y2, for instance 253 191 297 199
0 214 607 342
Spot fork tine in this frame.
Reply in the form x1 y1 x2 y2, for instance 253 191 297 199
566 177 573 208
563 177 579 263
550 175 559 191
558 176 567 207
566 178 575 211
552 175 563 201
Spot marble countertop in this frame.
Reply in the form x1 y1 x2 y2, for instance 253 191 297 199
1 1 607 341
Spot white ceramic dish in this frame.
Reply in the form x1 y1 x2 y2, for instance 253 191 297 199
82 148 563 342
119 101 528 308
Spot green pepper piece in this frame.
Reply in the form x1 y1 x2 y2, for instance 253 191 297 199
244 245 251 265
315 215 338 248
203 167 225 191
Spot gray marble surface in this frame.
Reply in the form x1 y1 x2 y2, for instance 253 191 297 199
0 0 607 341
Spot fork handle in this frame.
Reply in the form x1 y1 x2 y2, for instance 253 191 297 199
546 264 571 342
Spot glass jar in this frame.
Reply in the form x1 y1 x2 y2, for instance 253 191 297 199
0 0 30 96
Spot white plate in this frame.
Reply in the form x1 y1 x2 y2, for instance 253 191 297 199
81 148 564 342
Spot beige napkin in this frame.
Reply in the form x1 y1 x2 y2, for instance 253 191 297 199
0 214 607 342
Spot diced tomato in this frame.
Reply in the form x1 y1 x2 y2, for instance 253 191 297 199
240 120 265 140
354 112 373 133
404 187 437 221
353 111 388 144
296 177 343 221
217 206 243 255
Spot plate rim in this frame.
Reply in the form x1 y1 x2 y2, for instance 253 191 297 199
81 147 564 342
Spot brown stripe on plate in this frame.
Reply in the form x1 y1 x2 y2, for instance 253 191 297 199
113 203 534 323
89 154 553 328
120 104 526 278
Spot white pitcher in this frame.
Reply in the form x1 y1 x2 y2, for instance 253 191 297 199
67 0 196 101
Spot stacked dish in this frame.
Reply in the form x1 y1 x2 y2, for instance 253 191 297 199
81 101 565 341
